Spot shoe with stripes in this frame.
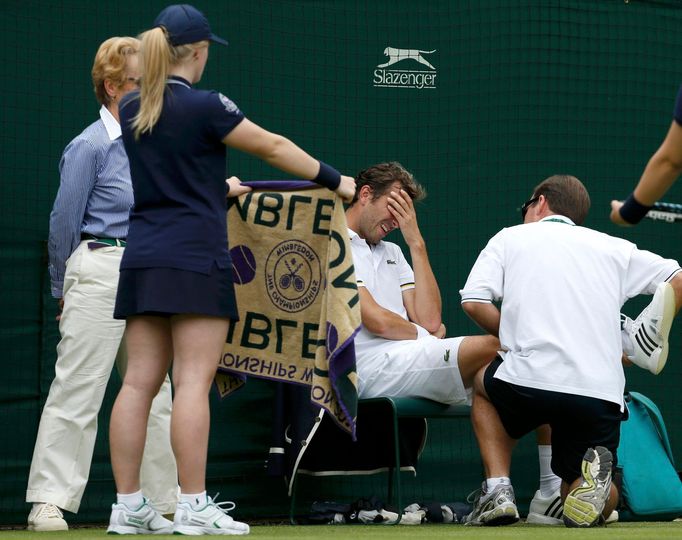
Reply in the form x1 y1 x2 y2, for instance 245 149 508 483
172 495 249 535
463 482 519 526
622 281 675 375
563 446 613 528
526 489 563 525
106 498 173 534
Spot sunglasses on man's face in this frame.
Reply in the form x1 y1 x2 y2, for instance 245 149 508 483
520 195 540 219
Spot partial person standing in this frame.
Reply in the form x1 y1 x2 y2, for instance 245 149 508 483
461 174 682 527
610 84 682 226
26 37 177 532
107 4 355 535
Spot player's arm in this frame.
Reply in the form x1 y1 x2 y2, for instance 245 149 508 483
388 189 442 332
611 120 682 225
358 287 425 340
461 300 501 337
222 118 355 202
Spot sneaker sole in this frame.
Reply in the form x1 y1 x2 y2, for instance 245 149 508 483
107 525 174 535
173 524 250 535
563 447 612 528
652 282 675 375
484 504 519 526
27 523 69 532
463 503 519 527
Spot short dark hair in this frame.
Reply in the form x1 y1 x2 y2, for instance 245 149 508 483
350 162 426 206
532 174 591 225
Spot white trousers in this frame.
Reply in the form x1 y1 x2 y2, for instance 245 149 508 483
357 335 469 405
26 241 178 513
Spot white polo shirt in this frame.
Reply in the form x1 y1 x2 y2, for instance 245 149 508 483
460 215 681 409
349 228 416 355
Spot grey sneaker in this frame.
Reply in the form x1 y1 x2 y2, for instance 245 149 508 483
106 499 173 534
622 281 675 375
27 503 68 532
463 482 519 526
172 495 249 535
563 446 613 528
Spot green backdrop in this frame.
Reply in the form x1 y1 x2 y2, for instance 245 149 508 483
2 0 682 526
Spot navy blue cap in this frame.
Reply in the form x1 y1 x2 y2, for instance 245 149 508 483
154 4 228 47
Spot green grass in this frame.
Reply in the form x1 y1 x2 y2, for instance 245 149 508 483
1 522 681 539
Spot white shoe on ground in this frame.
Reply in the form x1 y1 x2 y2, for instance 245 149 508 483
622 281 675 375
106 499 173 534
27 503 68 532
563 446 613 528
526 489 619 525
527 489 563 525
172 496 250 535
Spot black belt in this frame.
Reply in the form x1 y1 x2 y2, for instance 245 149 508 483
81 233 127 248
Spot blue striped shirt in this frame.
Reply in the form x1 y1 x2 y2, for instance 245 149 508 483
48 106 133 297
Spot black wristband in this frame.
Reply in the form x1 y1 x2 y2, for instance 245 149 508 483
313 161 341 190
619 192 653 224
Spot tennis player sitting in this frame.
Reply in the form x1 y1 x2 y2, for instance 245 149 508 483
460 174 682 527
345 162 499 406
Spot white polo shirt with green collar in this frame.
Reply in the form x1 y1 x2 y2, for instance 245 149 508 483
461 214 681 409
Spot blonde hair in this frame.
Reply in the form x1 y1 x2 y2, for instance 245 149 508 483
92 36 140 106
133 27 207 138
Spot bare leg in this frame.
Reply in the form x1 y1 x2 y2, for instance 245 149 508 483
457 335 500 388
170 315 229 493
536 424 551 445
110 316 172 494
471 365 516 478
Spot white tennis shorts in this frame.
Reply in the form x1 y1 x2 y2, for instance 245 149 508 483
356 335 469 405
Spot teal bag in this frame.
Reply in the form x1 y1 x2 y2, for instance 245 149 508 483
618 391 682 521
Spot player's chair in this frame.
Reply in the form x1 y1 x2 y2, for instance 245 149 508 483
289 396 471 524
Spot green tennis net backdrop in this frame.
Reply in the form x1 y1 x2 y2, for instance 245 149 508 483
3 0 682 525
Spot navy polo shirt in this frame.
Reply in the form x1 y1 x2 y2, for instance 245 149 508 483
119 76 245 274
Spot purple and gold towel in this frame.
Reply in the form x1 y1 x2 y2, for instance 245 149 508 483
215 181 361 435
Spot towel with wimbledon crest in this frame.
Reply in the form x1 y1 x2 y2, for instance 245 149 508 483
215 181 361 435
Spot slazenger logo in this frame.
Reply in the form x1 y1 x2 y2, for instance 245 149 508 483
265 240 322 313
373 46 437 89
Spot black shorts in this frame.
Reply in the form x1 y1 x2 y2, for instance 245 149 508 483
483 356 623 483
114 263 238 320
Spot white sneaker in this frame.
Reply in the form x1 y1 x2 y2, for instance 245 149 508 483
622 282 675 375
605 509 619 524
172 496 250 535
526 489 563 525
106 499 173 534
27 503 68 531
526 489 618 526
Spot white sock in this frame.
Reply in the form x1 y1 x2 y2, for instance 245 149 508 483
180 491 208 508
485 476 511 493
538 445 562 496
117 490 144 509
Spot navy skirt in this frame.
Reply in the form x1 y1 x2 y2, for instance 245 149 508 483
114 263 238 320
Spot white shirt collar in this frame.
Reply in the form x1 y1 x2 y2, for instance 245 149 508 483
99 105 121 141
